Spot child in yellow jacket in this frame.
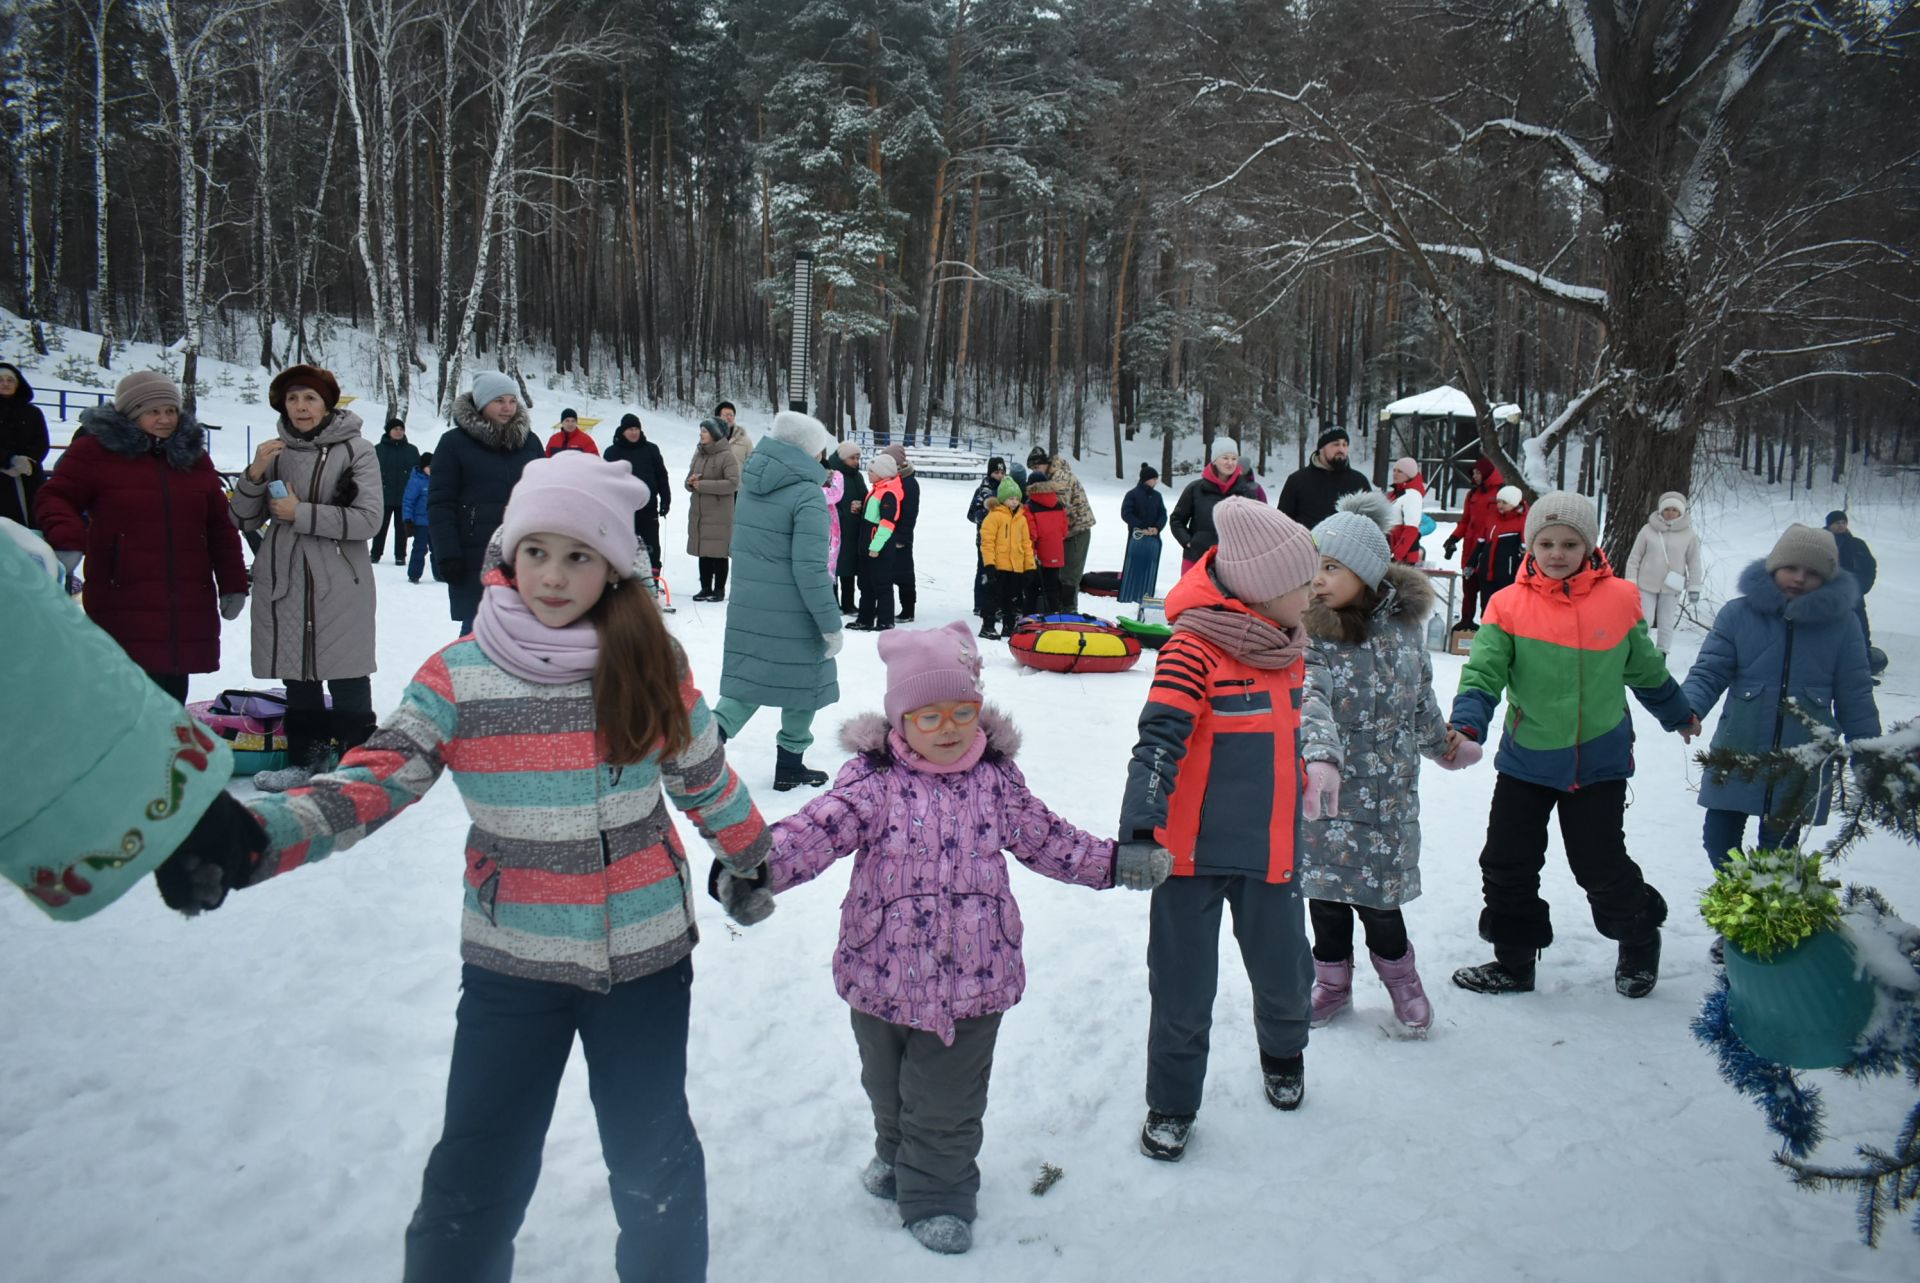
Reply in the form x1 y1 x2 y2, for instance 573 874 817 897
978 478 1036 640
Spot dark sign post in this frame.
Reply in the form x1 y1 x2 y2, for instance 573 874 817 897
786 250 815 413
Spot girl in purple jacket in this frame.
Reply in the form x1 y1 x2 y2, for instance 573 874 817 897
730 621 1169 1256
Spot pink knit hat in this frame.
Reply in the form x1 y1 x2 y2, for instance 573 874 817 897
879 621 985 728
1212 498 1318 603
500 452 652 575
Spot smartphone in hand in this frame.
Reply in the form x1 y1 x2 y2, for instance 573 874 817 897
268 480 289 500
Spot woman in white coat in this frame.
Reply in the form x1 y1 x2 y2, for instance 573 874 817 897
1623 490 1703 654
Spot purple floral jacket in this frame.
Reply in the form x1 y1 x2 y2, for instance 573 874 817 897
768 706 1117 1044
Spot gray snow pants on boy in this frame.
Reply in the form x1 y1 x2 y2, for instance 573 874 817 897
851 1009 1002 1225
1146 873 1313 1117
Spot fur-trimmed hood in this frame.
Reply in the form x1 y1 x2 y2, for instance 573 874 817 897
1306 562 1435 645
76 403 207 470
451 390 531 451
838 703 1022 763
1735 558 1860 623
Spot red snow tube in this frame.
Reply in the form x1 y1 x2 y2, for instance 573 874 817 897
1078 570 1122 598
1008 613 1142 674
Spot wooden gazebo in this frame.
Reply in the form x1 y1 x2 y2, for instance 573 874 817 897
1379 386 1522 508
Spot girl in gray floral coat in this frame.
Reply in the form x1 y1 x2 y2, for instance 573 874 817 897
1301 493 1475 1033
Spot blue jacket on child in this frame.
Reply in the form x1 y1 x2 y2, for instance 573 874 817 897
402 467 431 526
1681 559 1880 824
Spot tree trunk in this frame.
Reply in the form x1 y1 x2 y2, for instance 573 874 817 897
1108 199 1140 478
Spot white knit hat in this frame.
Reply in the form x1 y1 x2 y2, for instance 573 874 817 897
1523 491 1600 549
869 454 899 479
1211 436 1240 462
1496 485 1523 508
770 410 836 460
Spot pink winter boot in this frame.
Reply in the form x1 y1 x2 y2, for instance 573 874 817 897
1372 944 1433 1033
1309 956 1353 1027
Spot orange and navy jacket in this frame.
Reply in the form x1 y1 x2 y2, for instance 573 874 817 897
1449 550 1692 791
864 476 904 554
1118 553 1341 884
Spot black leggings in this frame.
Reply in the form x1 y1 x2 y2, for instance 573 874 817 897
698 556 730 596
284 676 374 717
1308 899 1409 963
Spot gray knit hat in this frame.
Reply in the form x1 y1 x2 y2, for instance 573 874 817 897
471 370 517 409
1523 490 1600 549
1312 491 1394 589
1765 523 1839 580
114 370 182 419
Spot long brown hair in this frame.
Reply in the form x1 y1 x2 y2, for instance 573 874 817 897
588 579 692 764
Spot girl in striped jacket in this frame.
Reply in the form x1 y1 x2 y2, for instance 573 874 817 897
170 452 771 1283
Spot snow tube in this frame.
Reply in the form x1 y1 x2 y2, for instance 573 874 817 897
1116 614 1174 650
1079 570 1122 598
1008 613 1141 673
188 687 325 776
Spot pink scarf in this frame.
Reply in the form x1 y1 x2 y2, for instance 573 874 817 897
889 727 988 775
473 583 601 685
1172 606 1307 670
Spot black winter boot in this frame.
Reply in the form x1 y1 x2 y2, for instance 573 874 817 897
774 746 829 791
1261 1051 1305 1111
1616 932 1662 998
333 707 377 757
1453 947 1538 994
1140 1110 1195 1161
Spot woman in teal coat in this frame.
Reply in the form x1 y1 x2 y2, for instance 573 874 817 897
1681 524 1880 868
713 411 845 790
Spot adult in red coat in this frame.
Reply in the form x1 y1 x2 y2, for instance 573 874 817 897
34 371 248 702
1444 457 1505 628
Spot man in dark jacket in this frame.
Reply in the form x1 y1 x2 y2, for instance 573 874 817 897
1277 427 1371 529
1826 510 1882 668
605 413 672 575
372 419 420 565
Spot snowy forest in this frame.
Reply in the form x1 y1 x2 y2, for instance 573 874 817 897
3 0 1917 554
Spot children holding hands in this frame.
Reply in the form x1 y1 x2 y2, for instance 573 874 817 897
1445 491 1700 1000
745 621 1168 1256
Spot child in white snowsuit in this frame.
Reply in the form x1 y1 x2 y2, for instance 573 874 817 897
1300 493 1471 1034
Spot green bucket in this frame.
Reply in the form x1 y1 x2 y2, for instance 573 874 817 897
1724 928 1877 1069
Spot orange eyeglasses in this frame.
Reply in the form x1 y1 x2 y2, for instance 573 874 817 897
906 702 981 733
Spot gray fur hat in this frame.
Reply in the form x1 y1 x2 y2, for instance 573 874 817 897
1312 490 1394 589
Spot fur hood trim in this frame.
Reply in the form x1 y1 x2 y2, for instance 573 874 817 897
452 390 531 451
1306 562 1435 644
77 403 207 470
276 406 366 448
838 703 1021 762
1735 558 1860 623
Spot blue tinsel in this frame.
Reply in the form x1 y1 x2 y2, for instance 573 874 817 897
1691 977 1827 1158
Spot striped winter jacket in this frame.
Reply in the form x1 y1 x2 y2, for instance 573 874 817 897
1449 551 1693 791
1119 556 1341 884
245 638 770 992
864 477 904 553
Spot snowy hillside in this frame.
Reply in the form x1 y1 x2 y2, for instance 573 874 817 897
3 321 1919 1281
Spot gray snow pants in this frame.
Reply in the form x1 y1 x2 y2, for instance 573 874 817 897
1146 873 1313 1116
850 1008 1002 1225
1061 528 1092 612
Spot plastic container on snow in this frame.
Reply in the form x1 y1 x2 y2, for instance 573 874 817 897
1723 927 1878 1069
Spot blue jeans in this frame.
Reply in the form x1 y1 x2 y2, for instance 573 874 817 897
1702 809 1801 870
408 526 433 582
403 958 707 1283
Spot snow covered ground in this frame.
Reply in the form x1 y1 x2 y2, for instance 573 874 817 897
5 323 1920 1280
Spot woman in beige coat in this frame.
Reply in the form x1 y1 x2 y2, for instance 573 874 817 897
1623 489 1704 654
228 364 383 790
687 417 741 601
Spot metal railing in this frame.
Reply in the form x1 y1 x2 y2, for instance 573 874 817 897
29 384 113 421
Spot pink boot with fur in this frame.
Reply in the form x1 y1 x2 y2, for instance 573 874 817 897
1309 956 1352 1027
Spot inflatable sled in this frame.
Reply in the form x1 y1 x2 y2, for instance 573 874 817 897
188 688 302 775
1078 570 1122 598
1116 614 1174 650
1008 613 1142 674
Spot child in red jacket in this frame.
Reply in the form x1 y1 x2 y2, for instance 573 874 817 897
1023 470 1070 612
1119 498 1341 1162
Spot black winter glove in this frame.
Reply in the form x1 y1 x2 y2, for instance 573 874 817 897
154 792 270 916
1443 536 1460 558
706 857 776 926
437 556 466 584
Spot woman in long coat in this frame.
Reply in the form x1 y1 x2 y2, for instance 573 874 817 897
1119 462 1166 605
228 364 383 791
686 418 741 601
34 371 248 703
0 361 50 527
714 411 843 790
830 440 867 614
427 371 544 635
